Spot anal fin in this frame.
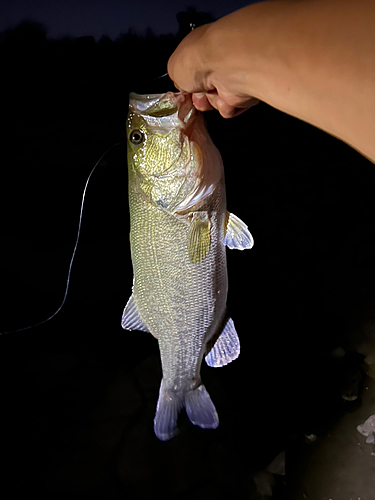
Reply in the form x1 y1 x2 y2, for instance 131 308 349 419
205 317 240 367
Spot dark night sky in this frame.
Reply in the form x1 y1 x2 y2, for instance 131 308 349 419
0 0 256 39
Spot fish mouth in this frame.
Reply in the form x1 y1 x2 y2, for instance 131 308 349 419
129 92 178 116
129 92 197 126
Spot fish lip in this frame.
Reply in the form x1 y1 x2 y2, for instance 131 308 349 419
129 91 179 116
129 91 197 127
128 92 168 111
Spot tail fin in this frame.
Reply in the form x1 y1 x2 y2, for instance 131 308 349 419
185 384 219 429
154 381 219 441
154 380 184 441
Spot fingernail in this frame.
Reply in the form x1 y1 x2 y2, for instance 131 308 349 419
194 92 205 98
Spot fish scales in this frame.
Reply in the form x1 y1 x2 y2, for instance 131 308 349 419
129 188 227 378
122 92 254 440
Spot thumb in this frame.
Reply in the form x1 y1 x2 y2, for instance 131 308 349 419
168 24 212 93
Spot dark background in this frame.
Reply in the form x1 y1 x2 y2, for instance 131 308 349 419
0 0 255 40
1 6 374 499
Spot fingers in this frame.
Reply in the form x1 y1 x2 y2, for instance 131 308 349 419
192 93 215 111
206 93 239 119
193 92 259 118
168 22 259 119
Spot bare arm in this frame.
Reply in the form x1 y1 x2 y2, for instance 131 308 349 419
168 0 375 161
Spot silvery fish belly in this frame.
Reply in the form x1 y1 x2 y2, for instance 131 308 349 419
122 91 254 441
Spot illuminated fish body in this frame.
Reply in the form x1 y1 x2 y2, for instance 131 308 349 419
122 92 253 440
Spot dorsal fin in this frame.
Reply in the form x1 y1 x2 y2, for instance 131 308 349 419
121 294 150 333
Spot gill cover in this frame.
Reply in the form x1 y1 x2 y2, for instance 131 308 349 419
127 92 222 214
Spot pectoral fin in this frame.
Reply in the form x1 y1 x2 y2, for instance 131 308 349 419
205 317 240 367
121 293 149 333
224 212 254 250
188 212 211 264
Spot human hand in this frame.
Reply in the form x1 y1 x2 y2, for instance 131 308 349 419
167 23 259 118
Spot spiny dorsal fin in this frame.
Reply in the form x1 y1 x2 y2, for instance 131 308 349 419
188 212 211 264
224 212 254 250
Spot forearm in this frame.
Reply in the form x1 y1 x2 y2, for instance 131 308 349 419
171 0 375 161
236 0 375 160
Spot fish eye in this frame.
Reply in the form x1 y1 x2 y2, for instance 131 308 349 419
130 129 144 145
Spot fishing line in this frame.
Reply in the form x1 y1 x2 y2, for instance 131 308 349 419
0 141 124 335
154 72 168 80
1 64 185 335
153 23 195 82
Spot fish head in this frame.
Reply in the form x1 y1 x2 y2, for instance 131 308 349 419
127 92 223 213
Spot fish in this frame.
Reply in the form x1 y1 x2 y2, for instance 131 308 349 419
122 91 254 441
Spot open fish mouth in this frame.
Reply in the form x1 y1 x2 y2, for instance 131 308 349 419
129 92 178 116
129 92 196 131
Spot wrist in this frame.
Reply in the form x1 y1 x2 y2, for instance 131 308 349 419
203 2 279 101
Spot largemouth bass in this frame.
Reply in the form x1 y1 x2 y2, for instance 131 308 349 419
122 92 253 440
